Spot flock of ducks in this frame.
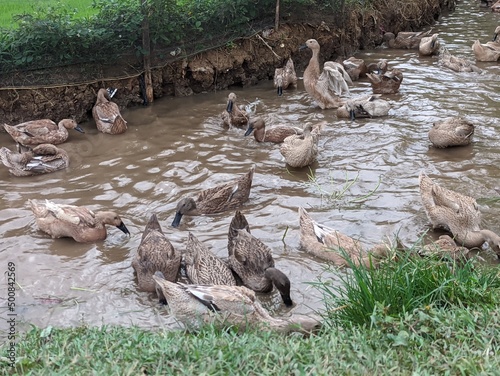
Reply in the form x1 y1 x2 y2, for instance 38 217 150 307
2 19 499 332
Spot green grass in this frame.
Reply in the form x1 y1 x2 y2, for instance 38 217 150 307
2 307 500 375
0 0 96 28
314 246 500 327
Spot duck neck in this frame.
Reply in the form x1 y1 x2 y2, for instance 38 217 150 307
264 267 293 307
253 126 266 142
456 229 500 250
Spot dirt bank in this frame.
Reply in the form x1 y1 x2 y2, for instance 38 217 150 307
0 0 455 125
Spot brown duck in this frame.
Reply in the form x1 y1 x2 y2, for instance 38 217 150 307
29 199 130 243
419 172 500 253
3 119 84 147
274 57 297 96
428 117 474 148
153 272 320 333
132 214 181 303
298 207 388 268
92 88 128 134
184 232 236 286
171 166 254 227
244 117 302 143
221 92 250 127
0 143 69 177
227 210 293 306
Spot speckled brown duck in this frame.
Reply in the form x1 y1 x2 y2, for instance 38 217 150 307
29 199 130 243
419 172 500 253
184 232 236 286
0 143 69 177
3 119 84 147
298 207 388 268
171 166 254 228
92 88 128 134
153 272 320 332
244 117 302 143
227 210 293 307
132 214 181 302
418 235 470 260
428 117 474 148
274 57 297 96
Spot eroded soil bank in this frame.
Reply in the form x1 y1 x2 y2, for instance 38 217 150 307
0 0 455 125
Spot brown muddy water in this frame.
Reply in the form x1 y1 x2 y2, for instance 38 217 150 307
1 0 500 337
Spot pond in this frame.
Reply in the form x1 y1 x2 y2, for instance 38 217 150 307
1 0 499 336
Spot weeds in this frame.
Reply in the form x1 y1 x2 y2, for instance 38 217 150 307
304 168 381 206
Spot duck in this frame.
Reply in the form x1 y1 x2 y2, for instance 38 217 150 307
244 116 302 143
418 235 470 260
221 92 250 127
492 0 500 12
382 29 432 49
132 214 181 302
298 207 388 268
336 94 391 120
439 48 482 73
3 119 84 147
227 210 293 306
471 39 500 62
29 199 130 243
300 39 352 109
92 88 128 134
184 232 236 285
279 123 323 168
419 33 440 56
0 143 69 177
152 272 320 333
171 165 254 228
366 61 403 94
418 172 500 253
274 57 297 96
493 26 500 42
342 57 367 81
428 116 475 148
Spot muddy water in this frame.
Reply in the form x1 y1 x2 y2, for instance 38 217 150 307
1 0 500 336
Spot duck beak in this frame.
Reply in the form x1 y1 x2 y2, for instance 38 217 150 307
277 85 283 96
226 100 234 113
117 221 130 236
281 293 294 307
171 212 183 228
74 125 85 134
349 109 356 121
244 125 254 136
494 33 498 42
299 44 308 51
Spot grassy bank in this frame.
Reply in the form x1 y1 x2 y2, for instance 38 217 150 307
0 0 95 28
3 249 500 375
3 306 500 375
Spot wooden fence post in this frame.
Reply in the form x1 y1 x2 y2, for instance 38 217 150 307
141 0 153 104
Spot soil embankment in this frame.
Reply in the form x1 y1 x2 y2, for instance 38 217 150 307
0 0 455 125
